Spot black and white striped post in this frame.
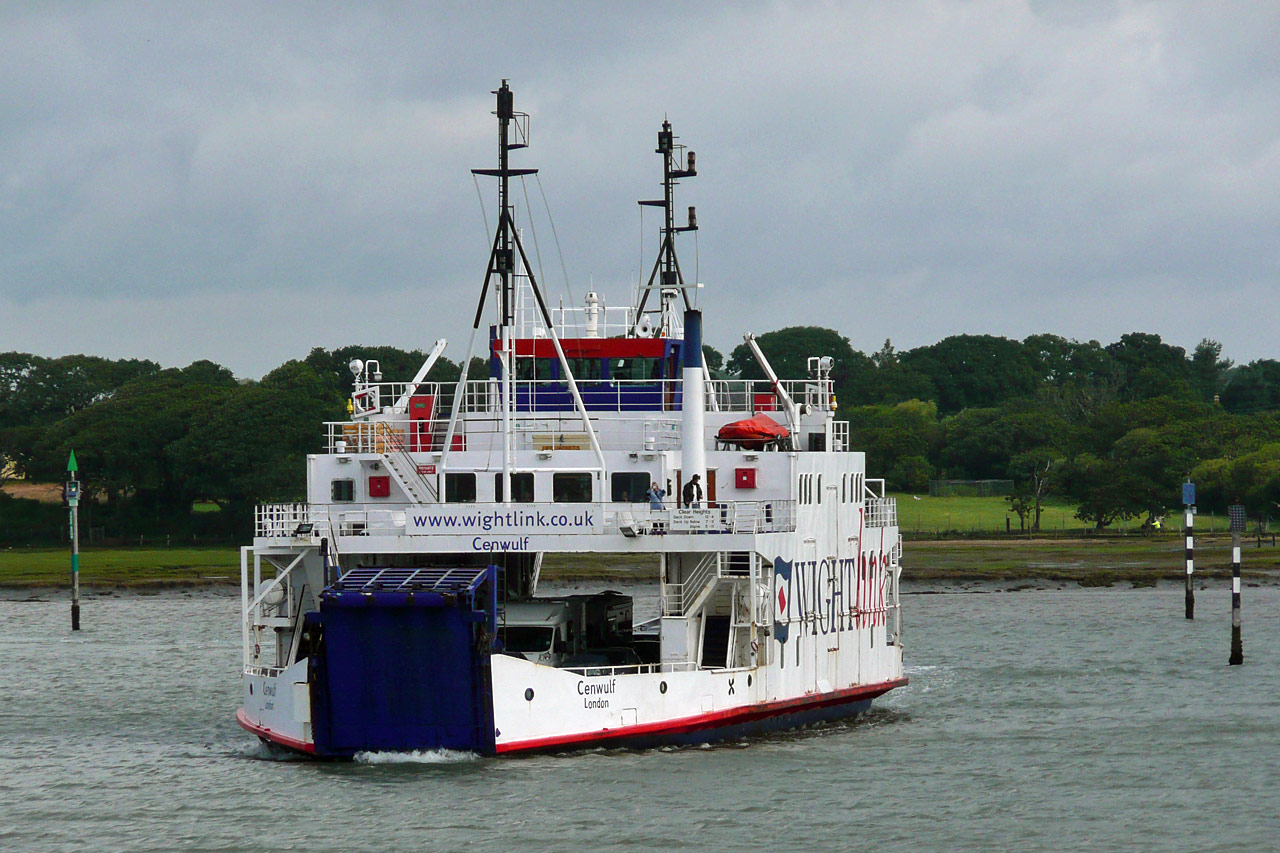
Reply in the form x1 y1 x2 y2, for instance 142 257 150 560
1182 480 1195 620
1228 503 1246 666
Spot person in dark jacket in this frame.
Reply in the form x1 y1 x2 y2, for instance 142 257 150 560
682 474 703 508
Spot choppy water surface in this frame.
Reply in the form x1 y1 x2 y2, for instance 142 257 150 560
2 583 1277 852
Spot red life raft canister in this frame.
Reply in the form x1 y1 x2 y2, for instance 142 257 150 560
716 414 789 450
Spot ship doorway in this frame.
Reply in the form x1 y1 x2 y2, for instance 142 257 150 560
675 469 717 508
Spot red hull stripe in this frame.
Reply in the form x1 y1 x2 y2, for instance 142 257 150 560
237 708 316 755
495 677 908 754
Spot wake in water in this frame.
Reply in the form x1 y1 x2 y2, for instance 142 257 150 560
354 749 479 765
238 741 311 762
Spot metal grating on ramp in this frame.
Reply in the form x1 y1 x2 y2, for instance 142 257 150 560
330 566 490 593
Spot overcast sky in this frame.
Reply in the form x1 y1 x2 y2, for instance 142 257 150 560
2 1 1279 378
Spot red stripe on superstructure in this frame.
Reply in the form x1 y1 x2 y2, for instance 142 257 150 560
237 708 316 755
507 337 670 358
494 677 907 754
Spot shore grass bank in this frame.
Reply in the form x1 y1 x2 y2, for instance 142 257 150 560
3 537 1279 590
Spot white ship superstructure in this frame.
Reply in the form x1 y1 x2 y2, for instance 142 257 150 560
238 82 905 756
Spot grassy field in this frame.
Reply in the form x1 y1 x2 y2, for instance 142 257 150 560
0 547 241 587
890 493 1249 535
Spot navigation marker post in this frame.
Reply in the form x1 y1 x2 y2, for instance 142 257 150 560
1183 480 1195 619
1228 503 1246 666
66 450 81 631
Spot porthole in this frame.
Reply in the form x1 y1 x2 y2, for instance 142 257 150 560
659 681 668 694
747 675 753 687
524 688 534 701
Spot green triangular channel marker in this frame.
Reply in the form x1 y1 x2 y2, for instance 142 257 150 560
67 450 78 473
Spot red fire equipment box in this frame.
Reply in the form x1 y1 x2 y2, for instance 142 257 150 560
368 475 391 498
735 468 757 489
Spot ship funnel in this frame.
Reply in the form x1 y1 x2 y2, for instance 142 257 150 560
681 309 706 501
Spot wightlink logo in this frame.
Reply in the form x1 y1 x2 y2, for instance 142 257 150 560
407 505 603 539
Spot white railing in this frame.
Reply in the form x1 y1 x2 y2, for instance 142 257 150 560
241 546 311 676
613 501 796 536
343 377 836 418
255 500 798 539
550 304 638 339
662 553 720 616
832 420 849 452
255 503 314 538
563 661 700 677
865 496 897 528
885 536 903 645
324 416 685 454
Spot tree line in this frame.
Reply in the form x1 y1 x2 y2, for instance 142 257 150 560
725 328 1280 530
2 329 1278 543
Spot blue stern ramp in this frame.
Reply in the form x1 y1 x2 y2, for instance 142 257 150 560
308 566 498 757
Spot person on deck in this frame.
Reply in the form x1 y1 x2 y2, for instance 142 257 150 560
682 474 703 508
646 482 666 510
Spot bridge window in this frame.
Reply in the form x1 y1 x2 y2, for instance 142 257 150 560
553 472 593 503
566 358 602 381
445 472 476 503
516 358 554 381
611 472 650 502
495 472 535 502
610 357 662 381
331 479 354 502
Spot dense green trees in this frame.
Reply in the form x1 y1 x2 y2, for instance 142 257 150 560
4 326 1280 541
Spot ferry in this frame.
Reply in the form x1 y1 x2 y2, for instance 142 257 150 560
237 82 906 756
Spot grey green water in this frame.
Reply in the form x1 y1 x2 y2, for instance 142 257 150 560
2 583 1277 852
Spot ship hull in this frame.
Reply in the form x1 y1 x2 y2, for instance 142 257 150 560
238 676 905 757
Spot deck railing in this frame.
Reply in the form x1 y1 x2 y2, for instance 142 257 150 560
865 496 898 529
255 499 798 540
324 416 686 454
343 377 834 417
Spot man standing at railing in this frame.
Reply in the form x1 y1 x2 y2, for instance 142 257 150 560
682 474 703 508
646 481 666 510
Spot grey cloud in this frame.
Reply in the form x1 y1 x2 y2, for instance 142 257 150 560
2 1 1279 376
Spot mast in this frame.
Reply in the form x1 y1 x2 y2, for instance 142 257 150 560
471 81 533 504
442 81 607 484
634 119 698 338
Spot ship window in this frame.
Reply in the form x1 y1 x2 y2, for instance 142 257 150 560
331 479 355 502
495 472 535 502
500 626 555 654
817 474 822 503
445 472 477 503
611 472 650 502
553 472 593 503
566 358 602 381
516 358 554 381
611 357 661 381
